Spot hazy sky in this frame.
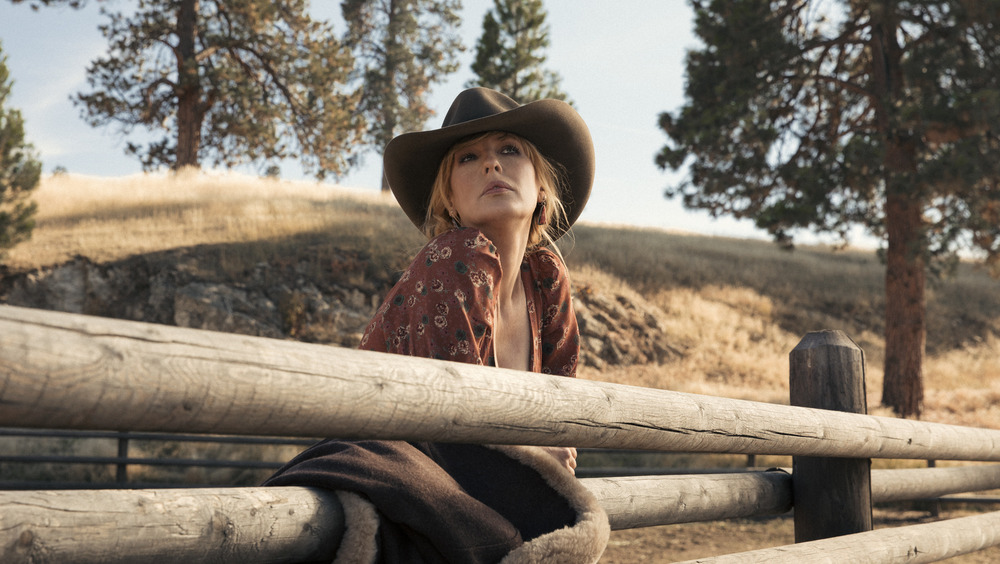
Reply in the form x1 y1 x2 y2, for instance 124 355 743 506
1 0 782 241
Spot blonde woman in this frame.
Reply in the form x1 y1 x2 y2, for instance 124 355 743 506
363 87 594 473
266 89 607 563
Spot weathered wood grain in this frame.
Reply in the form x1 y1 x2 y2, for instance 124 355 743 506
871 464 1000 503
0 487 343 564
5 465 1000 563
790 330 873 541
3 305 1000 460
676 510 1000 564
2 476 787 563
0 474 790 562
583 470 793 529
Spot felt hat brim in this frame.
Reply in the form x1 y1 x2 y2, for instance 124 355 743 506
382 88 594 240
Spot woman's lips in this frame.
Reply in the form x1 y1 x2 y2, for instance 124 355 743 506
482 181 513 196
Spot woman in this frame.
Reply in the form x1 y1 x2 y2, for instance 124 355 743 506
361 87 593 474
265 88 607 564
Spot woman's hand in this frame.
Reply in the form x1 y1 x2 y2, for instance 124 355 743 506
539 446 578 475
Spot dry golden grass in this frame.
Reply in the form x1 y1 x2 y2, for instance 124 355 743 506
6 170 999 431
568 223 1000 430
6 170 424 278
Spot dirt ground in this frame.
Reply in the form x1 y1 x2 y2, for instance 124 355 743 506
599 509 1000 563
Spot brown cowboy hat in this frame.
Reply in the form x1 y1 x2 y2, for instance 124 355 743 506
382 87 594 239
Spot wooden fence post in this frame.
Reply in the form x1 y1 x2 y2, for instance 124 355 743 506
789 330 873 542
116 433 129 484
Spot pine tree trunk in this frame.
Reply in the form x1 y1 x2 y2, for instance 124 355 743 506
870 7 926 418
175 0 202 170
881 181 926 418
379 0 401 193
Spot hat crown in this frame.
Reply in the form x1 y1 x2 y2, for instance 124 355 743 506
383 87 593 240
441 88 520 128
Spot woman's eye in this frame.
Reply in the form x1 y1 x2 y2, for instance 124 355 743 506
458 152 477 163
501 144 521 155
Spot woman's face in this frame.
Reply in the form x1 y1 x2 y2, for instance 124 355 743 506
448 132 541 235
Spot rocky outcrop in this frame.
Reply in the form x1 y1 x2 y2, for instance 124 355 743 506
573 285 684 369
0 248 382 348
1 248 682 367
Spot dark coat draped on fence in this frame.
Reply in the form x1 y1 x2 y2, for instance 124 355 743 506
263 440 609 563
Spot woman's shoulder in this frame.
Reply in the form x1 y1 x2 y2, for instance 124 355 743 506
524 247 570 293
410 228 501 271
525 246 567 274
426 227 498 255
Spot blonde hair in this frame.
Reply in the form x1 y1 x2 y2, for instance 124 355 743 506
423 132 569 251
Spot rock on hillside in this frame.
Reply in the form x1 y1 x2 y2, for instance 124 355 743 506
1 248 682 368
573 283 684 368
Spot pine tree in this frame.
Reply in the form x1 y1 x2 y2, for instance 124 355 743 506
658 0 1000 417
342 0 464 190
0 41 40 257
74 0 363 178
467 0 568 103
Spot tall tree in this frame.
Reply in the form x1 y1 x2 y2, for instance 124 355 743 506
0 41 40 257
342 0 464 190
74 0 363 178
467 0 568 103
657 0 1000 418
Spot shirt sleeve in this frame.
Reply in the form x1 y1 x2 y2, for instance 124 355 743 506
528 249 580 377
359 228 502 366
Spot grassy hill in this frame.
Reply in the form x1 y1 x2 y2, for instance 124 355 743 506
5 170 999 430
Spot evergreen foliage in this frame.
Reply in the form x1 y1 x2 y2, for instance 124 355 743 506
73 0 363 178
9 0 87 8
342 0 464 184
467 0 569 103
0 42 40 257
658 0 1000 417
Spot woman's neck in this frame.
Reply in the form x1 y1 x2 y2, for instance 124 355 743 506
476 222 530 304
481 222 533 373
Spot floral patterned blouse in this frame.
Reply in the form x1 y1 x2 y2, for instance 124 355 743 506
359 227 579 377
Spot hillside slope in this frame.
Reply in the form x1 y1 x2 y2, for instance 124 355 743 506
3 171 999 428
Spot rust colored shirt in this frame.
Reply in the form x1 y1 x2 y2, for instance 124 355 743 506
359 227 579 377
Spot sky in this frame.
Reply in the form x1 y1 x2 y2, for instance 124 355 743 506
1 0 792 243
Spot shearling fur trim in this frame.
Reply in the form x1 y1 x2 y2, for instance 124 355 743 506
332 490 380 564
490 445 610 564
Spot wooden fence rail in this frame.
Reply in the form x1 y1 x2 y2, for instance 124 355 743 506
3 304 1000 562
3 305 1000 460
5 465 1000 563
0 427 320 488
677 511 1000 564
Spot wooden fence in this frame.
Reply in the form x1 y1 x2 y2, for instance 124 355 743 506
0 428 755 487
0 427 325 488
2 304 1000 563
